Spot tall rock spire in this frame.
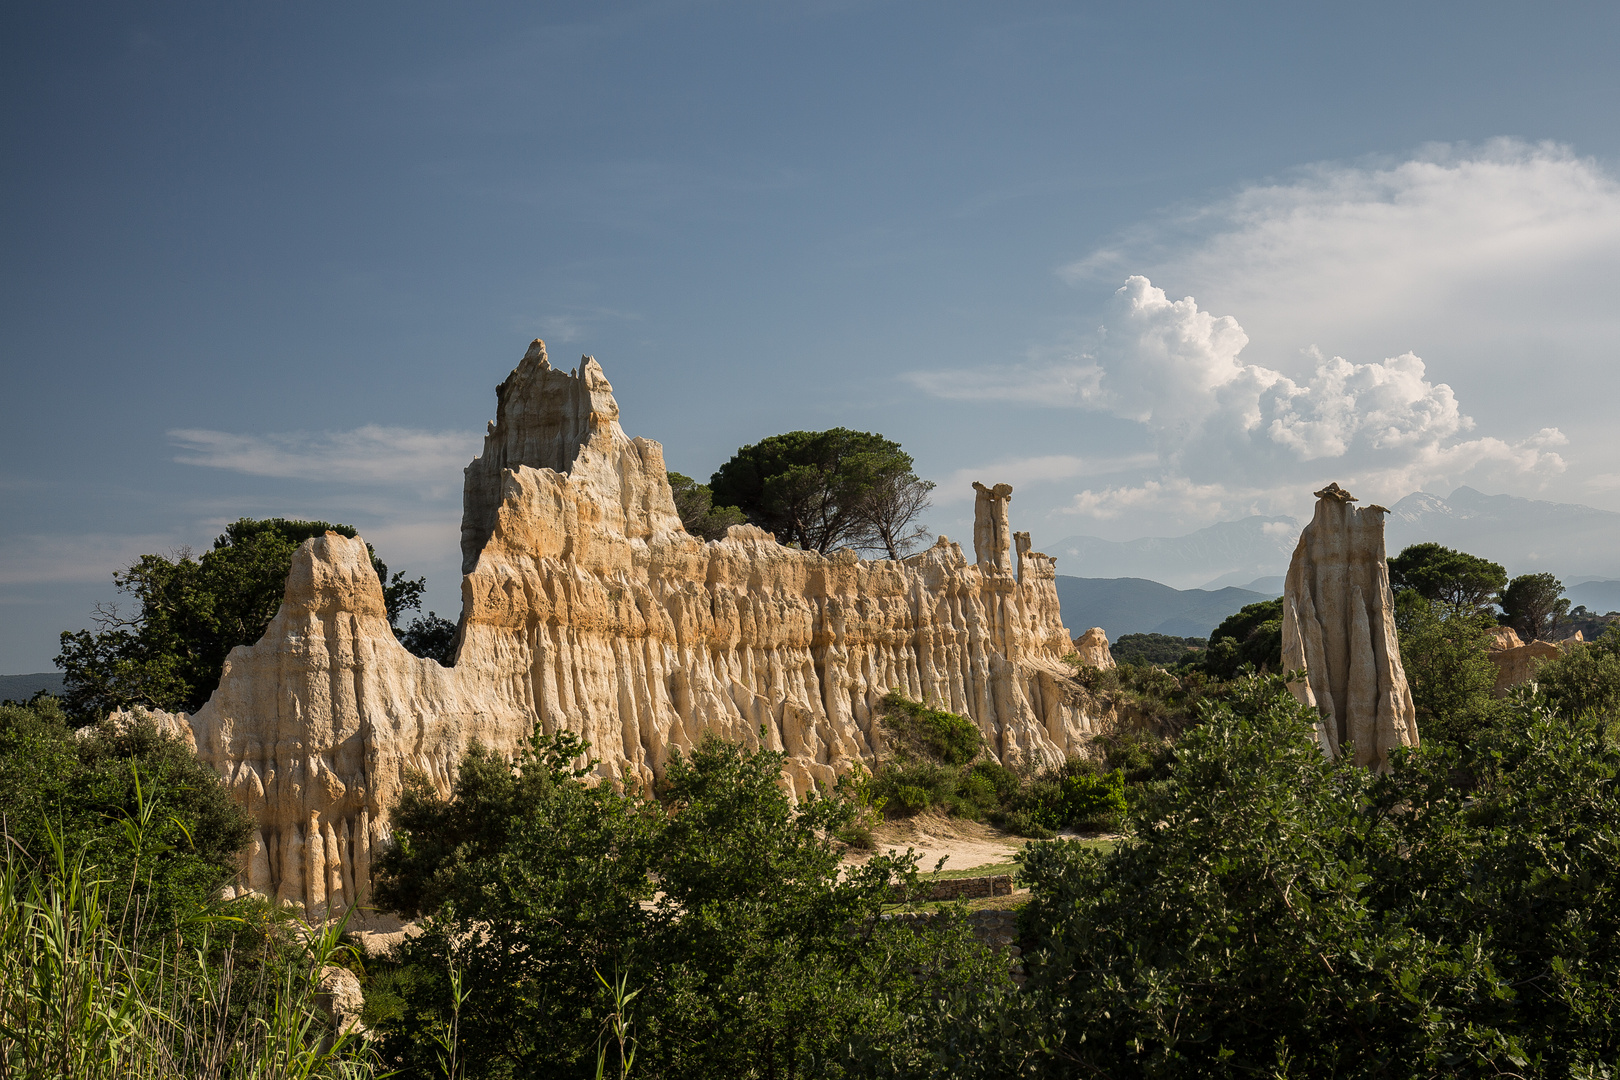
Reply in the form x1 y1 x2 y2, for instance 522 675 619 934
1281 483 1419 768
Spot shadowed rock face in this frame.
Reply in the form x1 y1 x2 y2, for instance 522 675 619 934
144 339 1099 918
1281 484 1420 769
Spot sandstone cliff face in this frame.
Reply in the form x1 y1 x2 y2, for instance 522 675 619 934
157 339 1095 916
1485 627 1583 697
1281 483 1420 769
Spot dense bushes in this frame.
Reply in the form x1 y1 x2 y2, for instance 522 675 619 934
0 696 253 936
864 691 1131 837
1533 623 1620 731
0 697 369 1077
366 730 1001 1079
1198 597 1283 679
884 674 1620 1078
1110 632 1207 666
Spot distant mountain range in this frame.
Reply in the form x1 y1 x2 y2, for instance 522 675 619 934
1383 487 1620 580
1569 581 1620 615
1047 516 1300 591
1055 577 1279 640
1045 486 1620 591
0 671 64 703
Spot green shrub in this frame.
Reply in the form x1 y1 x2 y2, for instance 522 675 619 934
1533 622 1620 730
0 787 374 1078
879 690 983 765
1200 598 1283 678
1059 769 1127 828
907 673 1620 1077
991 757 1127 836
1111 633 1208 666
0 696 252 939
368 731 1003 1078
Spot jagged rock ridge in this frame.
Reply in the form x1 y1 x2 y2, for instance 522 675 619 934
157 339 1101 917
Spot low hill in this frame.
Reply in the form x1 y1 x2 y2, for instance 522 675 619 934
1568 580 1620 615
0 671 65 703
1056 576 1275 641
1047 516 1299 591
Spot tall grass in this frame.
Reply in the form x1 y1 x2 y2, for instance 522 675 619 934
0 807 381 1078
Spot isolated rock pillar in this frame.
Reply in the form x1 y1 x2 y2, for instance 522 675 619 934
972 482 1014 573
1281 483 1419 769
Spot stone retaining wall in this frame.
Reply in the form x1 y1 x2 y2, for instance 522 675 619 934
892 874 1014 902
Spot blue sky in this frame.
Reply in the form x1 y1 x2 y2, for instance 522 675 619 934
5 1 1620 672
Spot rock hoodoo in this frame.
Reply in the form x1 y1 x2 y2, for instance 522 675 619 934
155 339 1099 917
1281 483 1420 769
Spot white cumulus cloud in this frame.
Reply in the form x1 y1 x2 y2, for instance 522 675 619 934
169 426 481 497
911 274 1567 525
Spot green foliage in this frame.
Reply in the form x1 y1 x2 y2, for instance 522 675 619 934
55 517 429 721
831 762 887 849
865 693 1131 837
708 429 934 558
1564 604 1620 642
399 610 459 666
666 471 748 542
878 690 983 767
1533 623 1620 730
1389 541 1508 611
1199 597 1283 679
1501 571 1571 642
368 731 1000 1079
0 696 252 936
0 781 377 1078
992 759 1127 839
1110 632 1207 666
896 674 1620 1077
1394 592 1505 745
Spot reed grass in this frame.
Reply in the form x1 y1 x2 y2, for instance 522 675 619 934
0 785 382 1079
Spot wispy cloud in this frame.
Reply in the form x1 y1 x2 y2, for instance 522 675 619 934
169 426 480 496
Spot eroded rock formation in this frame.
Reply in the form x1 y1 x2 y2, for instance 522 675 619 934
144 339 1097 917
1485 627 1583 697
1071 627 1115 670
1281 483 1420 769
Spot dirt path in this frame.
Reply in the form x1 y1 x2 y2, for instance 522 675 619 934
843 813 1029 874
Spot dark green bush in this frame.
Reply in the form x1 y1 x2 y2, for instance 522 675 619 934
0 696 252 936
892 674 1620 1078
878 690 983 766
1200 597 1283 678
1111 633 1208 666
1534 622 1620 730
368 731 1002 1079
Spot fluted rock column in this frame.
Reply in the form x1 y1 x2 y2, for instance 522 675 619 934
1281 483 1419 769
972 482 1014 574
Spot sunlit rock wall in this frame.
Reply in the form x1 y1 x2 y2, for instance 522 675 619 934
165 339 1097 916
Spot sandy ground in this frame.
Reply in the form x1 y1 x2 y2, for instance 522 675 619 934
844 812 1029 874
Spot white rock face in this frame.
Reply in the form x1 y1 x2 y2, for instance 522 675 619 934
1281 483 1419 769
154 339 1098 917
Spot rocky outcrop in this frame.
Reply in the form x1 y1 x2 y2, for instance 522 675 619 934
1071 627 1114 670
1281 483 1419 769
1485 627 1582 697
154 339 1097 917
